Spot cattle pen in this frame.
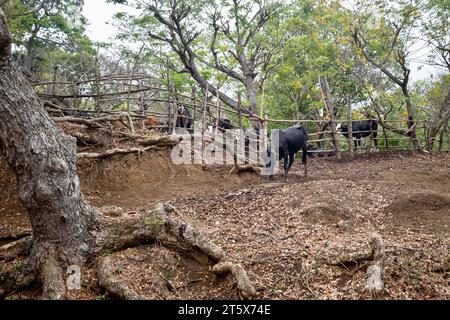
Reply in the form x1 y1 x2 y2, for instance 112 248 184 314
33 73 450 163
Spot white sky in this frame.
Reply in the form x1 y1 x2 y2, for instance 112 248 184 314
82 0 127 43
82 0 443 81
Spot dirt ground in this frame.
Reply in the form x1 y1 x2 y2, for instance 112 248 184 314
0 148 449 300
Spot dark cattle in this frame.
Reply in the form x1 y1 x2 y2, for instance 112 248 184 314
209 118 234 133
211 118 234 133
62 109 88 117
175 106 192 131
306 143 318 158
266 124 308 181
306 144 335 158
218 118 233 130
339 119 378 148
78 110 88 117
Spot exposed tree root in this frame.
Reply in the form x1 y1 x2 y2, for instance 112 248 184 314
77 145 170 159
0 259 37 299
0 236 32 262
119 132 180 147
53 116 104 128
40 255 66 300
327 249 373 266
146 203 257 299
328 234 385 298
0 202 257 300
0 229 32 242
160 203 226 262
70 131 103 147
97 256 143 300
96 203 257 300
365 234 385 298
212 262 257 299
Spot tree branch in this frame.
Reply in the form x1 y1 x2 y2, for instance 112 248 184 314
353 30 404 88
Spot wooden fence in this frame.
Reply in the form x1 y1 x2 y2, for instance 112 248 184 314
33 74 450 159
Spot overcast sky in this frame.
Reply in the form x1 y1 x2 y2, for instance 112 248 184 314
82 0 126 43
82 0 442 82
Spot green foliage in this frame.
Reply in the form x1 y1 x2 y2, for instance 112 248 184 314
144 208 165 233
264 0 360 121
4 0 95 80
12 260 23 272
96 293 110 300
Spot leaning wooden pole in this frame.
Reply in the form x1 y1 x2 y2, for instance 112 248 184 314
51 65 58 101
215 89 221 135
202 84 209 156
94 52 101 114
320 77 341 160
347 94 354 158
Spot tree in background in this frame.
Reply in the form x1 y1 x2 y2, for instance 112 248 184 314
1 0 95 81
352 0 424 149
265 1 366 143
109 0 282 128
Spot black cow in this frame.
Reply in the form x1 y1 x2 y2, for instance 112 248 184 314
265 124 308 181
339 119 378 148
218 118 233 130
306 144 336 158
208 118 234 135
175 106 192 131
62 109 89 117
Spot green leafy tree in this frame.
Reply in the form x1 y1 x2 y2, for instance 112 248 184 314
2 0 95 80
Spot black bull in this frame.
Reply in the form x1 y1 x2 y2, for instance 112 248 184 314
264 125 308 181
175 106 193 130
339 120 378 148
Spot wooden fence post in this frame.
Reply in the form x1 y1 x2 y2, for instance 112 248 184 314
73 81 81 110
94 53 101 114
237 92 243 130
215 89 220 135
192 101 197 126
320 76 341 160
347 94 354 158
173 90 178 133
172 91 178 135
262 113 269 159
202 84 209 153
51 65 58 101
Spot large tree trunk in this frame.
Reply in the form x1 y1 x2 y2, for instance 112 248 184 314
427 87 450 151
0 10 102 299
402 86 421 150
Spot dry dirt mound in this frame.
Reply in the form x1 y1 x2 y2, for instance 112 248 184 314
78 149 262 208
384 192 450 234
381 170 450 192
299 201 351 225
